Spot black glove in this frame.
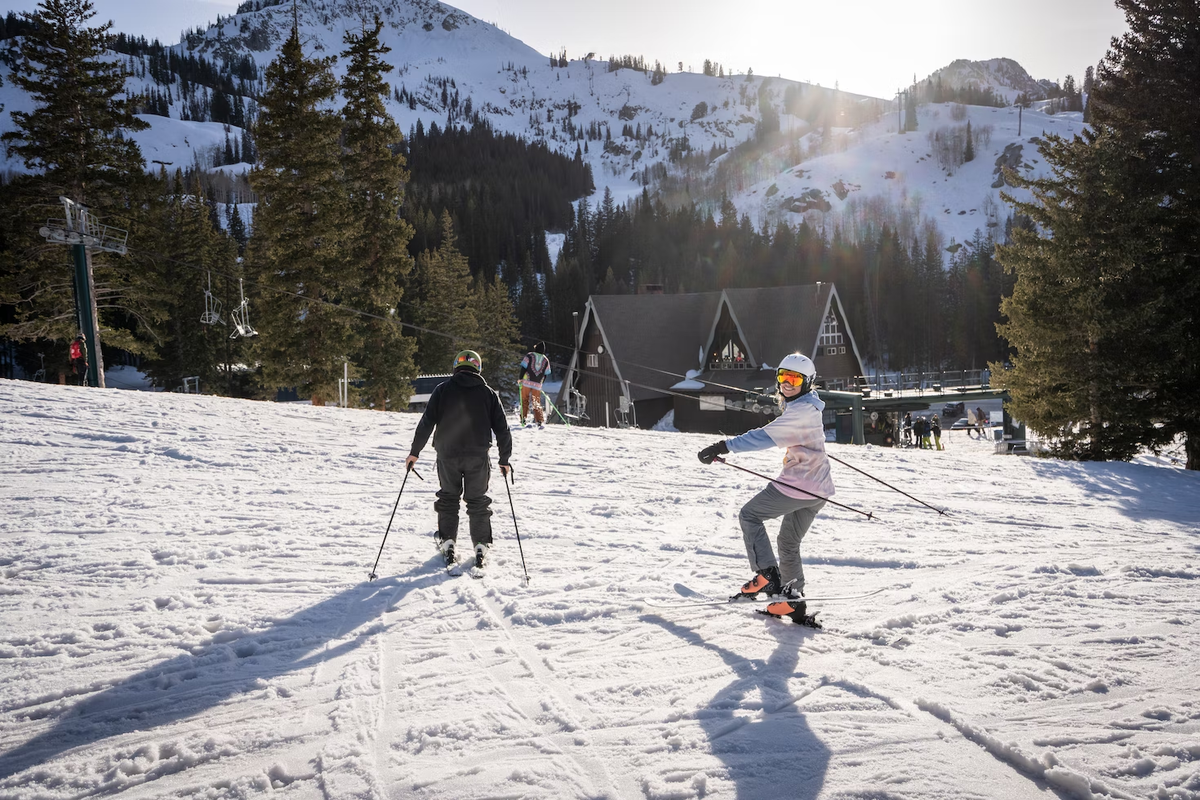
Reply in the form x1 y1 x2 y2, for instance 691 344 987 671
697 441 729 465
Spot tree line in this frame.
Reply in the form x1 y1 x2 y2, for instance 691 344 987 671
541 188 1017 374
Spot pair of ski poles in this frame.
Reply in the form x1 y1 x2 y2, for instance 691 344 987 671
367 462 530 583
711 453 947 519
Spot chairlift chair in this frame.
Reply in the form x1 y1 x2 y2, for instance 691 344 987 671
229 278 257 339
200 272 224 325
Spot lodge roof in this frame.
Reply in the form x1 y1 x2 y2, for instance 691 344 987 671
588 292 722 402
579 284 861 402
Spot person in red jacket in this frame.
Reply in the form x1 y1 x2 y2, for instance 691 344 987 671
69 336 88 386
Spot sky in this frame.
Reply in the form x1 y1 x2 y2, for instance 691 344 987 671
4 0 1129 99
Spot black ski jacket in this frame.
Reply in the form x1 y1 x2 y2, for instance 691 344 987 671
409 370 513 463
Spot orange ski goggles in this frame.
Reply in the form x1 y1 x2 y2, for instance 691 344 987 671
776 369 806 387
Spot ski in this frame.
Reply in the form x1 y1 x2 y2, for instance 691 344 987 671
641 586 887 609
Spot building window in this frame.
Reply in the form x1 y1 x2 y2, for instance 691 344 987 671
709 340 749 370
819 313 843 347
699 395 726 411
586 353 599 368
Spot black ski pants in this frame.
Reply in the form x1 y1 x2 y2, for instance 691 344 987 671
434 455 493 545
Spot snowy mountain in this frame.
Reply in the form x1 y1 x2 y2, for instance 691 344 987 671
927 57 1052 104
1 378 1198 797
731 99 1087 252
0 0 1077 257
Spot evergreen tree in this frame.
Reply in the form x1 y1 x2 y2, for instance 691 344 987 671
1088 0 1200 467
246 19 353 405
411 211 480 375
226 201 248 255
963 120 975 162
998 0 1199 466
2 0 147 206
997 129 1151 460
471 274 521 402
140 177 240 393
340 16 417 410
0 0 155 352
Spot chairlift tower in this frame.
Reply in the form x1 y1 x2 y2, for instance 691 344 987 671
38 197 129 388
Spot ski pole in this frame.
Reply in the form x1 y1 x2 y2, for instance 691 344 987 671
367 465 423 581
825 453 947 516
501 466 531 584
712 456 876 520
543 391 570 427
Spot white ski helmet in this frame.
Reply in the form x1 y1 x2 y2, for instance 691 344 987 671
776 352 816 393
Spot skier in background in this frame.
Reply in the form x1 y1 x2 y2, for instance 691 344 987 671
931 414 943 451
69 336 88 386
696 352 830 627
406 350 513 577
518 341 550 428
974 407 988 439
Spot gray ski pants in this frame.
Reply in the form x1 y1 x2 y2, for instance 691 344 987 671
738 484 826 591
434 455 493 545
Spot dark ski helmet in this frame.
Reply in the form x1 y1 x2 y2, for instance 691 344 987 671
453 350 482 373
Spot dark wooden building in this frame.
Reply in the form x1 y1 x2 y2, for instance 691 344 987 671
556 284 866 434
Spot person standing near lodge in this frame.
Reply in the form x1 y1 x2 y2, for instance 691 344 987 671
931 414 943 451
69 335 88 386
913 415 927 449
406 350 513 577
518 342 550 428
974 407 987 439
695 352 829 628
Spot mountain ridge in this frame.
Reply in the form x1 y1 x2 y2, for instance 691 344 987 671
0 0 1078 258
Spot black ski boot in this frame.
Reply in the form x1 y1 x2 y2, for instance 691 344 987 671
470 543 489 579
759 585 822 628
437 536 457 569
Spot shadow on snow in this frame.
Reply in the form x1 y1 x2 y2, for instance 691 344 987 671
644 613 830 800
0 557 446 782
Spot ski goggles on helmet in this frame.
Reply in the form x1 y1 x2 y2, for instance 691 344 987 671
776 369 807 387
453 350 482 372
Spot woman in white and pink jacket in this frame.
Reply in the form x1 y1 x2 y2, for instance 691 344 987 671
697 352 831 625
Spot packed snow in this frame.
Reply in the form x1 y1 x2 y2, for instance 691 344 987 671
2 379 1198 799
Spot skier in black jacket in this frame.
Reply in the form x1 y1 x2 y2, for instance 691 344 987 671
406 350 513 574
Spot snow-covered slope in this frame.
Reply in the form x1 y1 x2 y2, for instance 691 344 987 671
734 100 1086 251
2 378 1198 798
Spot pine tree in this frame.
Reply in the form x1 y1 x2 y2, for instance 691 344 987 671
998 0 1200 466
141 177 240 393
963 120 975 162
0 0 155 351
471 274 521 401
996 106 1166 460
2 0 147 206
1087 0 1200 468
246 19 353 405
411 211 480 375
340 16 417 410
